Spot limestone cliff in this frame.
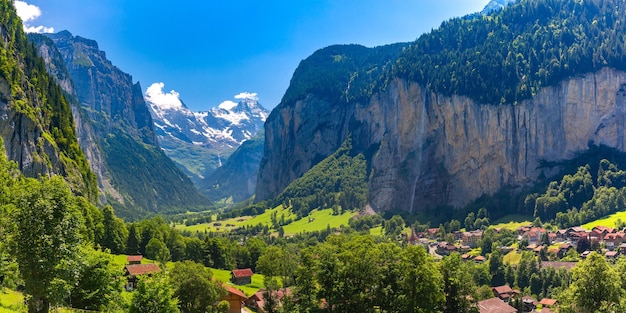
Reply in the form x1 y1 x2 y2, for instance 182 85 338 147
257 68 626 212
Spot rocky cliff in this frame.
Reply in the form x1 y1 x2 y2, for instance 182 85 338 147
30 30 209 218
0 1 97 200
256 0 626 212
258 67 626 212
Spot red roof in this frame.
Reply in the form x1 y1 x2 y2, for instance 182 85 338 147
127 255 143 262
232 268 254 278
492 285 514 295
224 285 248 299
539 298 557 306
477 297 517 313
125 263 160 276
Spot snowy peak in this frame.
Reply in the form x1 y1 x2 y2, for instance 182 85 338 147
145 83 269 150
481 0 517 15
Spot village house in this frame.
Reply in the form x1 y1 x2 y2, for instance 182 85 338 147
126 255 143 265
603 232 626 250
124 263 161 290
521 227 547 245
427 228 439 239
219 285 248 313
539 298 557 308
231 268 254 285
477 297 517 313
462 230 483 248
474 255 486 263
605 250 619 260
491 285 519 302
620 243 626 255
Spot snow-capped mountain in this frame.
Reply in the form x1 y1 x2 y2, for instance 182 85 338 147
145 83 269 186
481 0 517 15
147 85 268 149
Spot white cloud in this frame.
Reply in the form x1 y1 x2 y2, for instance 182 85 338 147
234 92 258 101
13 1 54 33
24 25 54 33
14 0 40 22
218 100 238 111
145 82 183 110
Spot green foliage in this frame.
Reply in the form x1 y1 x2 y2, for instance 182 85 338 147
101 129 210 219
559 252 624 313
69 247 124 311
129 274 179 313
280 43 407 106
145 237 170 263
395 0 626 105
0 0 97 200
12 176 83 313
101 205 128 254
440 253 477 313
169 261 224 313
276 137 368 218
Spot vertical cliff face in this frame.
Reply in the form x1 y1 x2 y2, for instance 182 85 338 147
0 1 97 200
29 30 209 218
257 68 626 212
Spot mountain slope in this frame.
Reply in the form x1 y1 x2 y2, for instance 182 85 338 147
146 88 268 186
0 0 97 200
200 131 265 203
257 0 626 213
30 30 210 218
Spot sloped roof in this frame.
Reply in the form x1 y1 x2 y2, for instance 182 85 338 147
232 268 254 278
225 285 248 299
127 255 143 262
125 263 160 276
477 297 517 313
539 298 557 306
492 285 514 295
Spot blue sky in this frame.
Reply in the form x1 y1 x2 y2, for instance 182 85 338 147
17 0 490 111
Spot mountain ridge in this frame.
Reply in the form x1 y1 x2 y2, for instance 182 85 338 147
256 0 626 213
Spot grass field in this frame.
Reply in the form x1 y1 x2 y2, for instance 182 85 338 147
581 210 626 230
0 289 24 313
503 250 522 265
491 214 532 231
175 205 357 235
211 268 268 296
283 209 355 234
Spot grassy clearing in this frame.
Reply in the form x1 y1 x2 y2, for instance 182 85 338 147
503 250 522 265
581 210 626 230
283 209 356 235
0 289 24 313
211 268 267 296
369 226 384 236
175 205 358 236
491 214 532 231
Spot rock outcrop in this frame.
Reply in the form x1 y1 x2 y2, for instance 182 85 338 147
257 68 626 212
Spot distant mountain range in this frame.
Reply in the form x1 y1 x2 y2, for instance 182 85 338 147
145 87 268 190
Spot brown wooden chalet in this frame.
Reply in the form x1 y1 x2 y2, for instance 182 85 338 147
219 285 248 313
124 263 161 290
126 255 143 265
231 268 254 285
491 285 519 302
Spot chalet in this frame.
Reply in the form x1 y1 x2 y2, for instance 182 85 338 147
568 231 589 244
462 230 483 248
555 229 568 241
427 228 439 239
604 232 626 250
476 297 517 313
558 243 573 258
491 285 519 302
231 268 254 285
126 255 143 265
605 250 619 260
437 242 458 255
474 255 486 263
548 232 557 243
219 285 248 313
461 254 474 262
522 296 537 312
124 263 161 290
539 298 557 308
522 228 547 245
620 243 626 255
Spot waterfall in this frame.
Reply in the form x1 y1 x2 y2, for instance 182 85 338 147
409 98 427 214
